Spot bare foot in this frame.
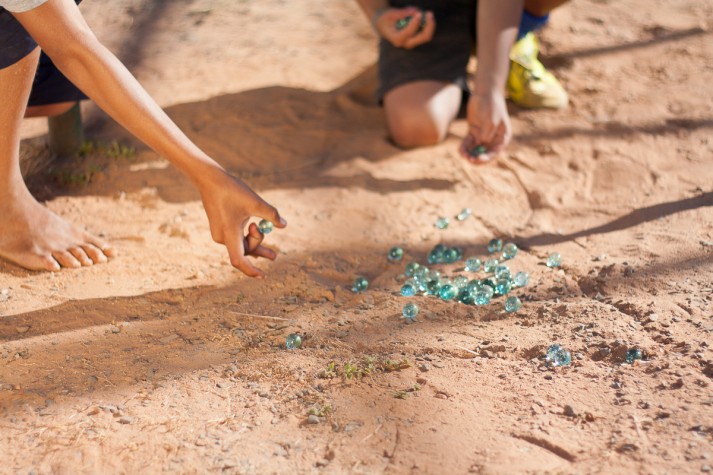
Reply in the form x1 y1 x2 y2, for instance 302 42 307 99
0 188 115 271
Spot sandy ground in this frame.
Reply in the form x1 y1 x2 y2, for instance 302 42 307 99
2 0 713 473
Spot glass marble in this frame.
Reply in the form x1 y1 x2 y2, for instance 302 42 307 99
465 257 482 272
545 344 571 367
504 296 522 313
546 252 562 268
401 283 416 297
428 247 445 264
474 289 491 306
469 145 487 157
484 258 499 273
443 248 459 264
414 265 429 279
456 208 472 221
258 219 273 234
458 289 475 305
395 12 426 32
438 284 457 301
467 279 483 293
405 262 420 277
501 242 518 260
626 348 643 364
494 264 511 280
453 276 469 290
546 344 561 361
285 333 302 350
495 278 512 296
388 246 404 262
435 217 449 229
487 238 503 254
482 284 495 299
425 279 441 295
402 302 419 321
425 269 441 281
552 349 571 367
352 276 368 293
513 271 529 288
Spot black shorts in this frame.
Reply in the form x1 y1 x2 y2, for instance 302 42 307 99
377 0 476 101
0 1 87 106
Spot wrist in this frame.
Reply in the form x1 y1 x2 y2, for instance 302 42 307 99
473 81 505 97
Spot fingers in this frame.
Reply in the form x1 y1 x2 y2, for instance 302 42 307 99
380 9 435 49
256 202 287 229
225 230 264 278
249 245 277 261
244 223 277 260
245 222 264 254
402 11 435 49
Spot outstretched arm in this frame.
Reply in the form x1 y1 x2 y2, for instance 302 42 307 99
13 0 286 277
460 0 523 162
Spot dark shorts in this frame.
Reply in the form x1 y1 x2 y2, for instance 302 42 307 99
0 1 87 106
377 0 477 101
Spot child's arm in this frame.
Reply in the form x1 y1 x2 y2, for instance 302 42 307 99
14 0 286 277
460 0 524 162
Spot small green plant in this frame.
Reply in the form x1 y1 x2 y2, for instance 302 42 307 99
319 361 338 379
362 355 377 375
381 358 411 372
343 361 360 380
392 383 421 399
80 140 135 159
307 405 332 417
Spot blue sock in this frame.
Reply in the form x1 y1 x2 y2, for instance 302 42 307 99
517 10 549 41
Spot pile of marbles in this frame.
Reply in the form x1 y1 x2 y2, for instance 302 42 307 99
351 207 562 324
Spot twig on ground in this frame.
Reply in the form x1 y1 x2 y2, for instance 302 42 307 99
360 423 382 443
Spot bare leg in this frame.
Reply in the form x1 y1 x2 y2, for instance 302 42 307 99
25 101 76 118
0 49 114 271
383 80 462 149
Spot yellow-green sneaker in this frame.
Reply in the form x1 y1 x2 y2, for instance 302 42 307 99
507 32 568 109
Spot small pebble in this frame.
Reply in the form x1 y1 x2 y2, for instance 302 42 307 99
307 415 320 425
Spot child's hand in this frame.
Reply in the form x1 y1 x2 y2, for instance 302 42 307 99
460 91 512 164
196 167 286 277
374 7 435 49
